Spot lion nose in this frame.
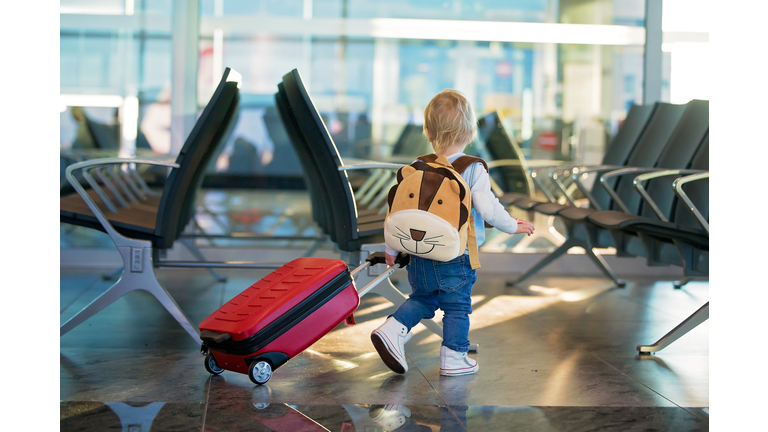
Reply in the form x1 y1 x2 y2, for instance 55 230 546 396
410 229 426 241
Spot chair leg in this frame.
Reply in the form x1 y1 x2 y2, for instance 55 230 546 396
60 274 134 337
142 274 202 344
673 276 708 289
180 238 228 282
510 214 564 252
583 245 626 287
508 238 576 286
107 402 165 432
61 246 201 345
637 302 709 354
101 266 124 281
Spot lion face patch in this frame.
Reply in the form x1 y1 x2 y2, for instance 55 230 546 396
384 161 471 261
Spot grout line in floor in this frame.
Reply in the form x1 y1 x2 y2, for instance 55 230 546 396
199 375 212 431
405 352 469 432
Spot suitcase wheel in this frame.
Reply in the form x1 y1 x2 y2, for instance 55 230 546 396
249 360 273 385
204 354 224 375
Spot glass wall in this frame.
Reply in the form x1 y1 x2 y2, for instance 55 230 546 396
60 0 174 154
61 0 660 184
197 0 648 180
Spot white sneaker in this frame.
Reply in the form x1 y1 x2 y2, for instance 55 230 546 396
439 346 479 376
369 404 412 431
371 317 413 374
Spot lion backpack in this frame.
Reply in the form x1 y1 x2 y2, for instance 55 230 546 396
384 154 489 269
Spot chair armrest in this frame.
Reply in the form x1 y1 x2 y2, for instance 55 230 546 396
632 169 707 221
339 158 405 171
599 167 661 213
566 165 623 211
673 172 709 234
65 158 180 248
547 171 576 205
486 159 563 170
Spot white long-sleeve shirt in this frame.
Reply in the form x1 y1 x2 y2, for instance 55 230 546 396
385 152 518 256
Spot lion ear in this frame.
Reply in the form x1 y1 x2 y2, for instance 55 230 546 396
398 165 417 182
450 179 461 195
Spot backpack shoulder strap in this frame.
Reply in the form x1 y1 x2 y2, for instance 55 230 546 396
417 153 438 164
452 156 488 174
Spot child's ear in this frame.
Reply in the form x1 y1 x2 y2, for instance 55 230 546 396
423 126 433 142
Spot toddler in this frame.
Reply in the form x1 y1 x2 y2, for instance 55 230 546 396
371 89 534 376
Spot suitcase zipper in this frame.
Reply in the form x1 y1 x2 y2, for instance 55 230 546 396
203 268 352 356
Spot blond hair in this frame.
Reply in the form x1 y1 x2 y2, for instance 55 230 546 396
423 89 477 153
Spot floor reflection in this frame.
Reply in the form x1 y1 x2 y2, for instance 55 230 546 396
60 401 708 431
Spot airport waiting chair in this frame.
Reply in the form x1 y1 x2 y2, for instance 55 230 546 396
274 84 335 241
60 68 284 344
510 100 706 287
275 83 389 249
474 111 567 251
626 169 709 354
281 70 391 252
504 103 658 211
586 136 709 285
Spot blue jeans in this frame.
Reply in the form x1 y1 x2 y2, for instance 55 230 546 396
391 254 477 352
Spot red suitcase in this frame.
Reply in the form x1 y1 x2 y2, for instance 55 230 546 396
199 253 407 384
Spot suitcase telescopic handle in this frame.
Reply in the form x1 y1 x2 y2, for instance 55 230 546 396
351 252 410 280
364 252 410 268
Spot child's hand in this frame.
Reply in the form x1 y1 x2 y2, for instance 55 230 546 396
515 220 535 236
385 252 398 267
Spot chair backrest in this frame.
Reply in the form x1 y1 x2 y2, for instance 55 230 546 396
614 100 708 215
153 67 241 249
281 69 365 251
590 102 685 211
85 118 120 150
601 103 657 166
588 102 665 210
393 124 431 156
274 84 331 238
671 134 709 227
478 112 534 196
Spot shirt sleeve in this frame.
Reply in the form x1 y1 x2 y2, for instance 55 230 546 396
385 245 399 256
467 163 519 234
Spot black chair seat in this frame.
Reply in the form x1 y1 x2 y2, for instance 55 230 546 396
534 202 568 216
624 220 708 250
557 206 599 222
586 210 642 230
587 210 708 249
513 197 548 210
498 192 528 206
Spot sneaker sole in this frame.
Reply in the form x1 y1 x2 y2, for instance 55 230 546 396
439 364 479 376
371 332 406 374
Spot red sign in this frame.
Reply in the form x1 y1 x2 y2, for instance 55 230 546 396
538 131 558 151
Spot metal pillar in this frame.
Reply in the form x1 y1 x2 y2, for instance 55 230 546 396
171 0 199 155
643 0 663 104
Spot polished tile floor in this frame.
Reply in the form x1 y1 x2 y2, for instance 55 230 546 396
61 189 708 430
61 265 709 431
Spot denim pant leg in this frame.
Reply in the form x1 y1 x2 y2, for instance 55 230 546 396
391 256 439 331
434 255 477 353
